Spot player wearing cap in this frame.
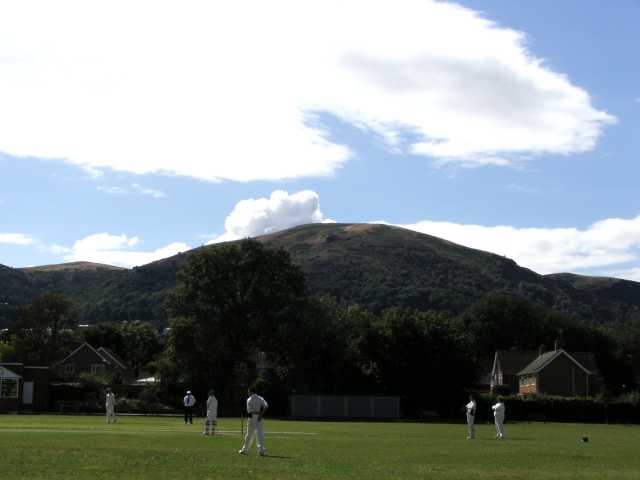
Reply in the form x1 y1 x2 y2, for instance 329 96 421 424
183 390 196 424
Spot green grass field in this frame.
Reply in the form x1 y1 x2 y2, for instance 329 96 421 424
1 415 639 479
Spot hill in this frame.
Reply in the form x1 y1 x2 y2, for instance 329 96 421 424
1 223 639 328
22 261 127 272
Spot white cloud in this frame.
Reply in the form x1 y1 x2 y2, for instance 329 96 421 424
208 190 331 243
98 186 127 195
63 233 189 268
98 184 166 198
506 183 538 194
390 215 640 279
131 184 166 198
0 1 613 181
82 165 104 179
611 267 640 282
0 233 35 245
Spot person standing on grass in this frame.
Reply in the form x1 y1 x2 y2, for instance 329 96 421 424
238 386 269 456
492 397 506 439
465 394 476 439
105 387 116 423
203 390 218 435
183 390 196 424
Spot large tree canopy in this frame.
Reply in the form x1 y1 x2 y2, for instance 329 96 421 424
165 239 306 402
12 293 77 365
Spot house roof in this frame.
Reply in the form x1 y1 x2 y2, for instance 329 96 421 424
0 365 22 378
97 347 127 370
571 352 602 377
518 349 598 376
60 342 129 370
492 350 538 376
59 342 109 365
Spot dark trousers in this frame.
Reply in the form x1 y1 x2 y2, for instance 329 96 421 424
184 406 193 423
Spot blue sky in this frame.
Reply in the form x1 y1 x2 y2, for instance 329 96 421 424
1 0 639 281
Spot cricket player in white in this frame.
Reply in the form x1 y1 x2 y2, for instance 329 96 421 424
465 395 476 439
105 388 116 423
203 390 218 435
492 397 506 439
238 388 269 456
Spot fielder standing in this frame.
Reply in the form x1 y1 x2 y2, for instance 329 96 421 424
105 387 116 423
465 394 476 439
203 389 218 435
238 387 268 456
183 390 196 424
492 397 506 439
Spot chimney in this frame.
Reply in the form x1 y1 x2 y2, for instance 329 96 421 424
554 339 559 352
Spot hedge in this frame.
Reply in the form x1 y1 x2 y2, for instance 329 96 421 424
468 393 640 424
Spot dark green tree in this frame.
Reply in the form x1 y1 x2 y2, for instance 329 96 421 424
281 297 374 395
119 321 162 378
359 307 474 415
12 293 77 365
166 239 306 405
82 322 124 352
458 293 558 355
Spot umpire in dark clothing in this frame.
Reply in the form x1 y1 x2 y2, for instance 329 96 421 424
183 390 196 424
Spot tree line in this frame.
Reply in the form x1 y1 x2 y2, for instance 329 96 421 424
1 239 639 414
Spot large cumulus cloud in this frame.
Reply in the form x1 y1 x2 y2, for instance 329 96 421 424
0 0 614 181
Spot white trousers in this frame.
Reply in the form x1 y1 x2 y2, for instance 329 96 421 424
204 410 217 434
106 407 116 423
466 413 475 438
241 415 265 453
494 414 505 438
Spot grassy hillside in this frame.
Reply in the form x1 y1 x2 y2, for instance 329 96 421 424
1 223 639 328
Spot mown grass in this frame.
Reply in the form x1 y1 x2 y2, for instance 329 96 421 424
1 415 639 479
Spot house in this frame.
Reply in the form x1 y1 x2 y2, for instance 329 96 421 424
518 348 602 397
59 343 128 379
0 363 50 412
490 350 539 394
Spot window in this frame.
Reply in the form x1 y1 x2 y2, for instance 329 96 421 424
64 363 75 374
0 378 18 398
520 376 537 388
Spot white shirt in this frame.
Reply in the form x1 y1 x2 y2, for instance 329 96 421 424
246 393 268 414
106 392 115 408
206 395 218 412
466 400 476 415
183 393 196 407
492 402 505 416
